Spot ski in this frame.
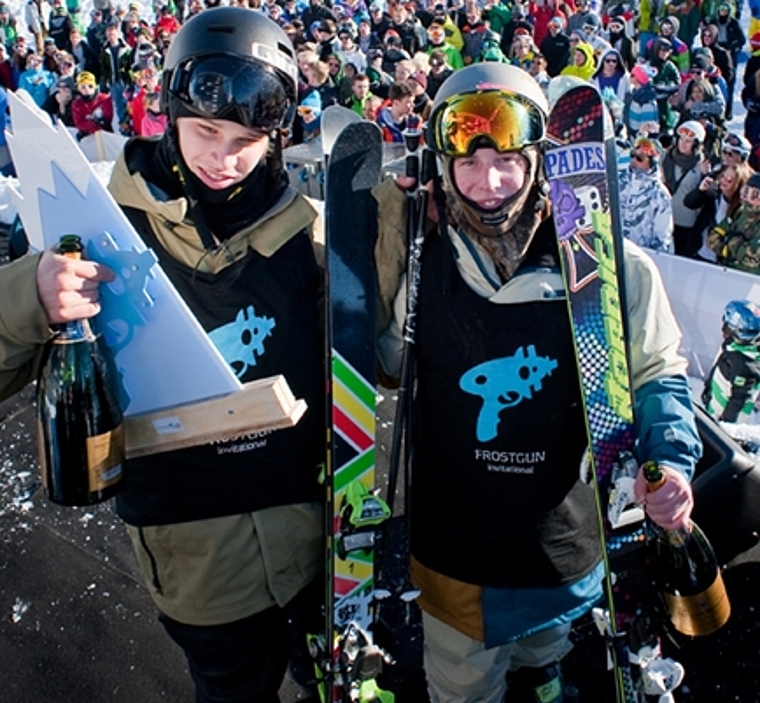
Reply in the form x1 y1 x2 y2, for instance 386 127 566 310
311 119 394 703
545 78 651 703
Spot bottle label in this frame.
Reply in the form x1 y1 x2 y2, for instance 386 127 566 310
664 574 731 636
86 424 125 491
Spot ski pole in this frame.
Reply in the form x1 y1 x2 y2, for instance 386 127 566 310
376 128 429 618
384 116 422 517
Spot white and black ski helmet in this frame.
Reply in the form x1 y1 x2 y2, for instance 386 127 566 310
676 120 706 145
162 7 298 131
426 63 549 158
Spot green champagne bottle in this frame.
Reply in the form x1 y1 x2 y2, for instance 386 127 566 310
37 235 125 506
643 461 730 636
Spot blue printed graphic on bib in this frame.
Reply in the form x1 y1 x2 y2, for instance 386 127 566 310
459 345 558 442
209 305 276 378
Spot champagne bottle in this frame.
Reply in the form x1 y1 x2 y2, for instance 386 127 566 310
37 234 125 506
643 461 730 636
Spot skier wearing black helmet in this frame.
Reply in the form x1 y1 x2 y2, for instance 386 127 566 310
375 64 702 701
0 8 324 702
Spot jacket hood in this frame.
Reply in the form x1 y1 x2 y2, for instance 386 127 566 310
592 47 625 79
660 15 680 34
562 41 596 80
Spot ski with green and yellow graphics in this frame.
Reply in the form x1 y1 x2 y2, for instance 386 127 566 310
545 78 642 703
310 116 394 703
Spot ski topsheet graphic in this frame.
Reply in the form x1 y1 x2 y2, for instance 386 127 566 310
546 78 643 703
314 119 394 702
5 90 240 416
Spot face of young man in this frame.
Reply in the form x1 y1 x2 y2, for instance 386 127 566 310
452 148 527 210
176 117 270 191
352 79 370 100
390 94 414 121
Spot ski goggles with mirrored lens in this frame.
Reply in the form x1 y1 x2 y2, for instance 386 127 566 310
429 90 545 157
632 137 660 158
169 55 294 130
676 124 699 139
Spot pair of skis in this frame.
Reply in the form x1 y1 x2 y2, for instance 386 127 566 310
315 108 395 702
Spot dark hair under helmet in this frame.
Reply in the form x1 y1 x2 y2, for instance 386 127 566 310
161 7 298 131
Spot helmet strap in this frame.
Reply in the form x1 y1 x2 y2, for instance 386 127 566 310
165 125 220 251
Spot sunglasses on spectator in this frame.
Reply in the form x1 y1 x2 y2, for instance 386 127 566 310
741 185 760 200
632 153 650 163
604 58 618 64
569 37 580 43
430 60 442 66
722 147 740 156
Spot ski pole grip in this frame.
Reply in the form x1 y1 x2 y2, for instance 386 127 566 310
420 149 436 185
405 152 420 181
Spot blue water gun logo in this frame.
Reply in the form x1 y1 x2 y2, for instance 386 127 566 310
459 346 558 442
209 305 276 378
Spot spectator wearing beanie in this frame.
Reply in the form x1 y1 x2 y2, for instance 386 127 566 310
606 15 637 72
624 64 660 138
408 70 431 119
540 16 570 77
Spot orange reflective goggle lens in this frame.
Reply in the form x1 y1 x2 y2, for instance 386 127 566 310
431 90 545 157
633 138 659 158
677 125 698 139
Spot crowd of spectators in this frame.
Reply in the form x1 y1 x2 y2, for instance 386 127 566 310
2 0 760 273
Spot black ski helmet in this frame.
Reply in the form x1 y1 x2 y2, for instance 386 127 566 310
162 7 298 132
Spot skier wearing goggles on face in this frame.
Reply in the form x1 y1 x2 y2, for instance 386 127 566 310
0 9 325 702
375 63 702 702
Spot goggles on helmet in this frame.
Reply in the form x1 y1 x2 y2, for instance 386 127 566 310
677 124 698 139
632 137 660 158
168 54 294 131
429 89 545 157
723 132 751 156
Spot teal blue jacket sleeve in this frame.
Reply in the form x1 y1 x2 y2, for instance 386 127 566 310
634 373 702 481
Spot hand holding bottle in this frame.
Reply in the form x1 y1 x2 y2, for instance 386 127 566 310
633 464 694 531
36 247 115 324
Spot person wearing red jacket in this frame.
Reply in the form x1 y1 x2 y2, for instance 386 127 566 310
154 5 180 41
71 70 114 140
